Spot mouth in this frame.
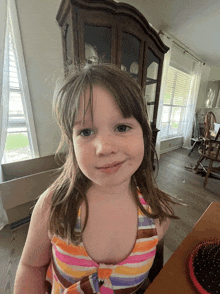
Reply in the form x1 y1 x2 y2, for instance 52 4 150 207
97 161 124 169
96 161 125 174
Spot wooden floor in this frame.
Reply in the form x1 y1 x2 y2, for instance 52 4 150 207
157 148 220 264
0 148 219 293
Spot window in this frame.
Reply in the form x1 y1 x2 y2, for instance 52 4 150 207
1 0 39 164
3 28 32 163
160 66 192 139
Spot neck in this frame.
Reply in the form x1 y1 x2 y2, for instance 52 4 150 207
87 180 134 203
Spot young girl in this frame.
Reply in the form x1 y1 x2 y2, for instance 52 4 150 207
14 64 179 294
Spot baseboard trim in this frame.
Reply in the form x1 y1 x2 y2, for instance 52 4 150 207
10 215 31 230
160 145 182 154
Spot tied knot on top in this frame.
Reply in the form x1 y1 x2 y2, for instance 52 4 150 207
62 264 115 294
97 264 114 294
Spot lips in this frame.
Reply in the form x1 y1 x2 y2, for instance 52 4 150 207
97 161 124 169
97 161 124 174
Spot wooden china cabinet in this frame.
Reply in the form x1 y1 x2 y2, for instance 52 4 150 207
56 0 169 165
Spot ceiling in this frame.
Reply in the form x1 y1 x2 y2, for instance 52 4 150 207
119 0 220 67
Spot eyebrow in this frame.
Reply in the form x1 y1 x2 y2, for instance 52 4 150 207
73 116 133 127
73 121 81 126
73 119 91 127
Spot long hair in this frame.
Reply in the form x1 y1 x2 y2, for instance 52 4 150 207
48 63 180 244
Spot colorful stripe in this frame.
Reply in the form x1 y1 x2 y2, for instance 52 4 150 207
45 194 158 293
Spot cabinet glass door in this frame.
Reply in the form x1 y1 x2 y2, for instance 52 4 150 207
121 32 140 81
62 11 75 72
145 49 160 123
84 24 111 64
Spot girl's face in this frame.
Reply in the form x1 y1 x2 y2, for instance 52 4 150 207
72 85 144 191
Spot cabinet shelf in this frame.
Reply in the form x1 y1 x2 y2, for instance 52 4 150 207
147 101 155 105
146 77 158 85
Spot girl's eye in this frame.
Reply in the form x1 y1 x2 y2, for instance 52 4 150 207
78 125 131 136
116 125 131 132
79 129 94 137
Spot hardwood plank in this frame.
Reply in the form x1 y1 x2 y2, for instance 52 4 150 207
0 225 12 294
0 223 29 294
10 223 30 292
156 148 220 266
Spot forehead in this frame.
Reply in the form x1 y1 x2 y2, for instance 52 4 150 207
74 85 124 125
78 85 116 110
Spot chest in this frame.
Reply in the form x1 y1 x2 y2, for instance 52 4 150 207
80 199 138 264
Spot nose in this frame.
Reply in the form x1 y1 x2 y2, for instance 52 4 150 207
94 134 118 156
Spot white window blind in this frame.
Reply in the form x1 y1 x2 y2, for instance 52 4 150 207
1 0 39 164
2 27 33 163
160 66 192 139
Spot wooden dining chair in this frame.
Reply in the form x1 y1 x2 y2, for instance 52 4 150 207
188 111 216 156
204 111 216 139
188 113 204 156
214 127 220 141
193 138 220 187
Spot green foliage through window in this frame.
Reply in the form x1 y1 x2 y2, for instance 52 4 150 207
5 133 29 151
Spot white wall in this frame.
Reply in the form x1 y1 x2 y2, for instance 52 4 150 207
209 66 220 80
196 64 211 109
196 65 220 122
207 66 220 122
16 0 63 156
160 137 183 154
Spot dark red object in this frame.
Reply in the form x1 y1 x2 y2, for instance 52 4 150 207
188 239 220 294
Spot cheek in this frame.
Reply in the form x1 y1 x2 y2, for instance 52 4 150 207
73 141 92 167
127 133 144 156
136 140 145 163
73 141 83 165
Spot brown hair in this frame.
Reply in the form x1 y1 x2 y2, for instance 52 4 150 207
48 63 180 244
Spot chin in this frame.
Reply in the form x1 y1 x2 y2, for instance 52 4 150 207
96 176 132 188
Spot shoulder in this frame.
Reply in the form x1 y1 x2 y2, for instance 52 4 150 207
33 188 54 240
18 189 54 268
154 218 170 241
30 187 54 238
34 188 53 212
137 193 170 241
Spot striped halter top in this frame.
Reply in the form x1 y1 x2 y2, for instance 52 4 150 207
45 193 158 293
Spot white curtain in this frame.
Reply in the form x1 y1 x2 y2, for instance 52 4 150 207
182 61 203 149
0 0 9 229
155 34 173 158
